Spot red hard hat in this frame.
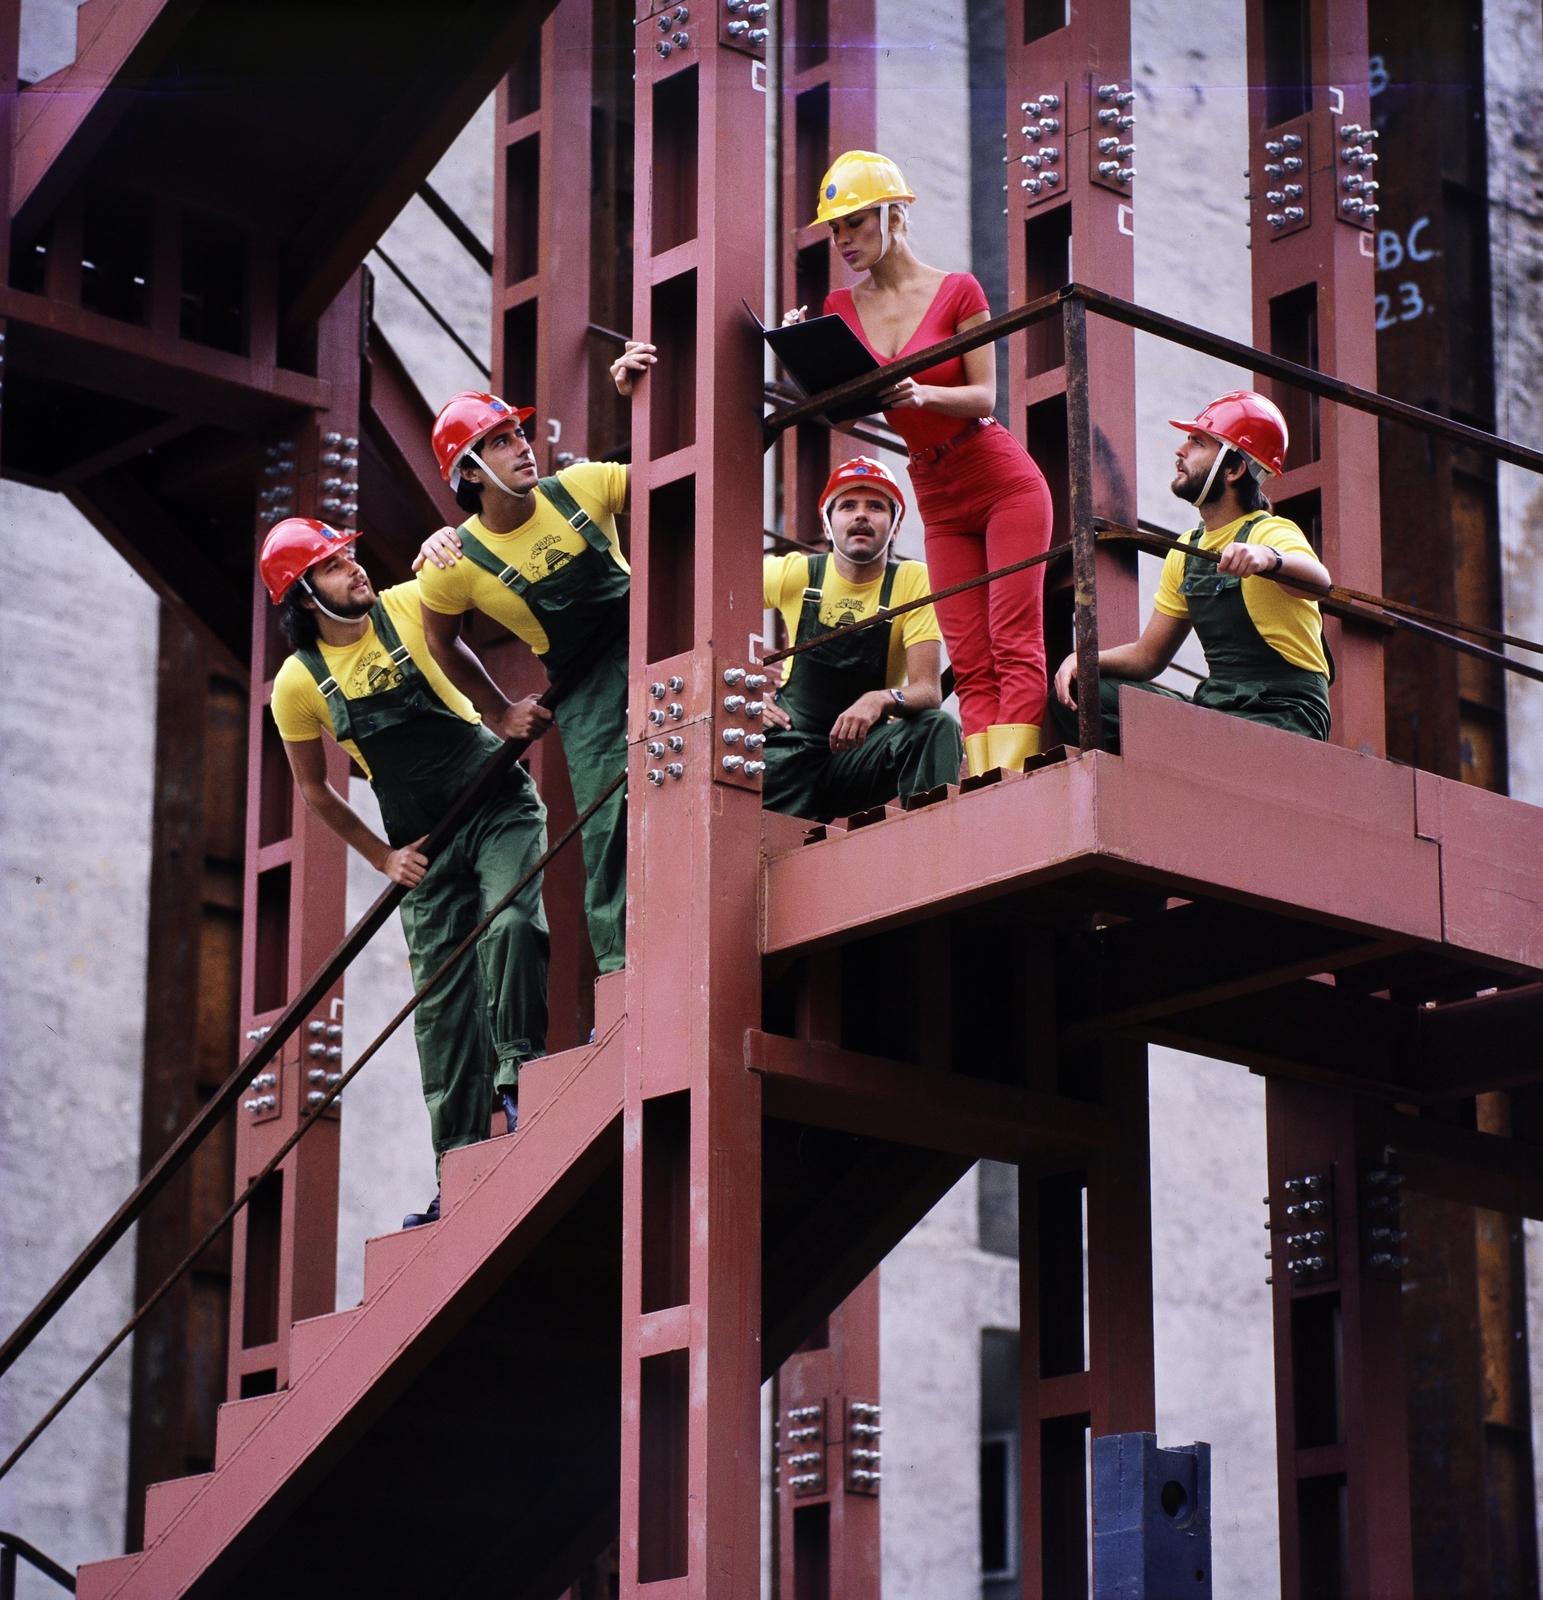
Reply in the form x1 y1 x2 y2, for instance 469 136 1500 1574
260 517 358 605
819 455 907 536
431 391 536 485
1168 390 1289 477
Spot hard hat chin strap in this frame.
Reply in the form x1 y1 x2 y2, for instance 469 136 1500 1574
463 447 521 500
1197 440 1239 505
874 202 892 262
299 573 366 625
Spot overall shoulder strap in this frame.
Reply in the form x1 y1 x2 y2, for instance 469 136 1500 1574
367 599 415 673
537 475 611 555
1238 514 1270 543
454 521 526 592
802 552 827 597
293 641 355 742
878 560 901 609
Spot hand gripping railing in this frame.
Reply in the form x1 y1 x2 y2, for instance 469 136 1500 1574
0 604 627 1391
1 1531 76 1595
762 281 1543 751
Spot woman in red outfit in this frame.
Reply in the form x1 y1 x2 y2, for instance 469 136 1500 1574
785 150 1054 775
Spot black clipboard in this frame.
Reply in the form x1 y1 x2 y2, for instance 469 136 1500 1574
749 301 884 425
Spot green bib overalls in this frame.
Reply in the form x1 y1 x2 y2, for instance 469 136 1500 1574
297 600 549 1168
1056 516 1333 750
455 475 629 974
761 554 963 822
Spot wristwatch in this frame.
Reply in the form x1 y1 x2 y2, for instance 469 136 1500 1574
1268 548 1285 573
890 688 906 709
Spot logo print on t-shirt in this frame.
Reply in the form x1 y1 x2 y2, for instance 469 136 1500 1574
350 646 403 699
544 547 573 574
823 600 866 630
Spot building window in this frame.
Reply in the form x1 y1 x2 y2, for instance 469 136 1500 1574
981 1328 1022 1596
978 1160 1020 1257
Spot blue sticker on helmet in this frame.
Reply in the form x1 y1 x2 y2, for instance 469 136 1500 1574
826 183 837 198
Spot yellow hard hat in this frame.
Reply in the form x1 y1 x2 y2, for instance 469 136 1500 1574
812 150 916 227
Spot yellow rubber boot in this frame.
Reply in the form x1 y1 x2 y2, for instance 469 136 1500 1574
963 730 990 778
986 723 1041 773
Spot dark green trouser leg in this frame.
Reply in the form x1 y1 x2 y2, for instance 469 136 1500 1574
1048 677 1189 752
761 731 831 821
1049 675 1330 750
762 711 964 823
398 770 549 1170
553 638 628 975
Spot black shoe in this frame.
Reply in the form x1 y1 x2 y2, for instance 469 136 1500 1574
402 1192 440 1229
500 1089 519 1136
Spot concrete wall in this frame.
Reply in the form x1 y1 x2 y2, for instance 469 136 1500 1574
1486 0 1543 808
333 784 439 1308
1130 0 1256 686
369 97 496 416
881 1168 1019 1600
1485 0 1543 1570
0 481 159 1592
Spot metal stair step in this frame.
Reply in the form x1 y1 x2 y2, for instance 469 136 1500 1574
143 1472 212 1544
593 969 624 1036
439 1130 513 1215
75 1552 143 1599
214 1390 283 1468
289 1305 364 1381
361 1221 433 1301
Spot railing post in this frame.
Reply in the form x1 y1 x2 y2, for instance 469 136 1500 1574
1063 293 1103 753
0 1542 16 1600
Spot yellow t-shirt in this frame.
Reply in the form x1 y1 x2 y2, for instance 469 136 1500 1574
763 552 944 691
271 580 479 779
1152 513 1329 677
416 462 630 655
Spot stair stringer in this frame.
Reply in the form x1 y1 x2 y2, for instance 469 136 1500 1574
81 1018 625 1600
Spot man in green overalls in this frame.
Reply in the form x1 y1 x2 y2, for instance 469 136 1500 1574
263 517 550 1229
1052 390 1333 749
415 392 629 979
762 457 962 821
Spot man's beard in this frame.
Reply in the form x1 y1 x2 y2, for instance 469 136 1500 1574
305 580 375 622
1172 451 1234 506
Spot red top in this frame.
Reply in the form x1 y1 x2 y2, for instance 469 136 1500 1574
825 272 991 450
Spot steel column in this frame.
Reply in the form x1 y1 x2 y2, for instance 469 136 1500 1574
226 277 367 1401
1004 7 1150 1590
619 20 767 1600
1265 1080 1414 1598
774 1274 882 1600
1244 0 1384 756
1005 0 1141 706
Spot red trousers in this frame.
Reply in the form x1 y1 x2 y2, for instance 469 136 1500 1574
913 421 1054 737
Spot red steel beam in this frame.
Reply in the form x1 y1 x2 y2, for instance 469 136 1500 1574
226 275 366 1403
618 18 767 1597
746 1029 1112 1162
1244 4 1407 1593
9 0 199 230
1245 0 1384 755
773 1273 881 1600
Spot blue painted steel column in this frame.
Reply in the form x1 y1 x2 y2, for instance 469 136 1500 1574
1092 1433 1212 1599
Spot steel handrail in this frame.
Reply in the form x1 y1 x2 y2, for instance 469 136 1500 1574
761 282 1543 480
0 605 627 1385
0 769 626 1487
0 1531 76 1594
760 521 1543 687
